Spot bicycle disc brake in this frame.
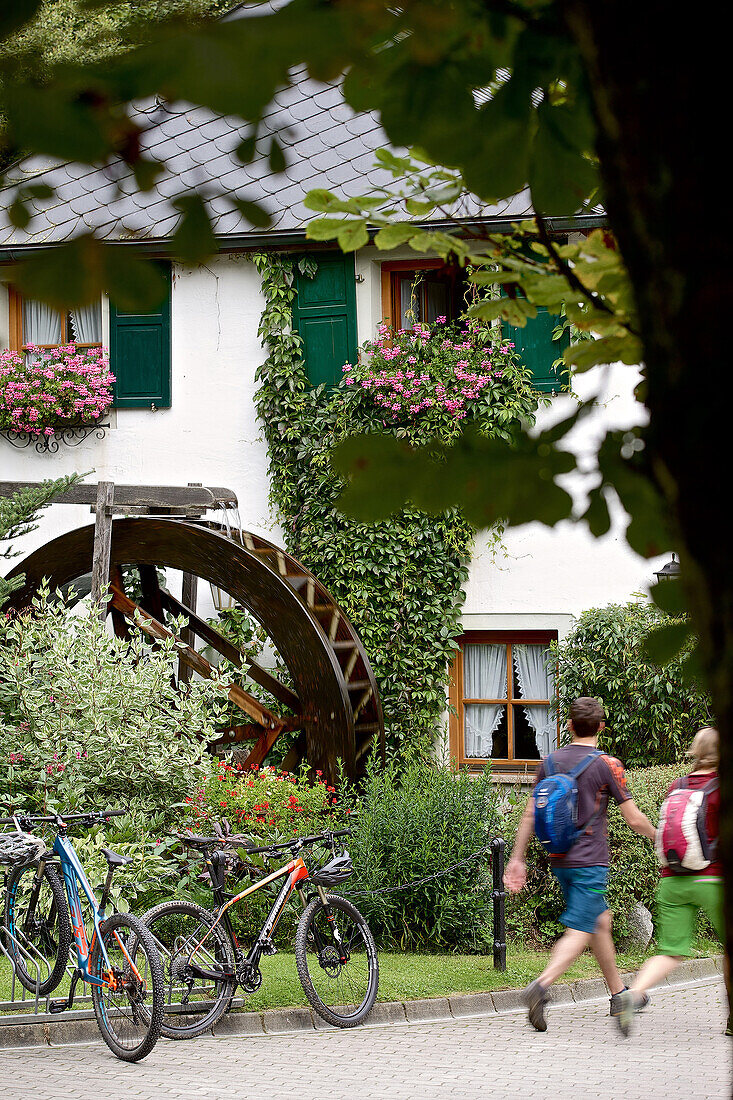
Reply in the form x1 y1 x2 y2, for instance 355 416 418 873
237 961 262 993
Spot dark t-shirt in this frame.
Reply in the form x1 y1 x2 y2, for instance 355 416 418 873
533 743 632 867
660 771 721 877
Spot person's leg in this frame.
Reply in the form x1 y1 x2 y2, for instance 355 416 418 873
631 953 683 997
590 909 624 996
537 927 592 987
617 877 694 1037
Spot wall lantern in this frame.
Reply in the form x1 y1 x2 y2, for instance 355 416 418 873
209 583 237 612
654 553 680 582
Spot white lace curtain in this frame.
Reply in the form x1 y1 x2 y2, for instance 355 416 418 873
22 300 62 361
513 644 555 756
463 643 507 758
70 303 102 344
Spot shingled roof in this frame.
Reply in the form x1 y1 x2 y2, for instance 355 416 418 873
0 48 535 251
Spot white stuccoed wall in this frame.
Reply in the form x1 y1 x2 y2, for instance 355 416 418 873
2 248 663 631
1 257 280 587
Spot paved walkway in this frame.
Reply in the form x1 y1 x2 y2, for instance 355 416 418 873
1 978 729 1100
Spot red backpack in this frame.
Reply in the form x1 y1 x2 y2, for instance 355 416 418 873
655 776 719 873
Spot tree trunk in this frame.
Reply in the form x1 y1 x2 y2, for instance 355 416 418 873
561 0 732 1019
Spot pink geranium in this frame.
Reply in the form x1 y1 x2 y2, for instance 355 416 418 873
0 345 114 435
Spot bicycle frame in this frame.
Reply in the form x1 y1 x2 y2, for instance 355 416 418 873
186 853 310 982
50 833 112 987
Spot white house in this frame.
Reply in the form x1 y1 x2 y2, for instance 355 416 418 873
0 42 659 778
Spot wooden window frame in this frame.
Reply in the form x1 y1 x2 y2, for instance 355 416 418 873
448 630 559 774
7 287 102 353
380 258 448 329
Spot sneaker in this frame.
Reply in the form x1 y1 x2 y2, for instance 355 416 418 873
521 979 548 1032
614 989 635 1038
725 1015 733 1037
610 987 649 1016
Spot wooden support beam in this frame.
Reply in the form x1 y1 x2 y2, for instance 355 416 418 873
0 481 238 509
91 481 114 614
108 585 285 731
159 589 301 712
179 569 198 685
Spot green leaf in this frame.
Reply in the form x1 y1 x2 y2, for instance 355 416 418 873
233 198 272 229
373 224 419 250
12 235 168 311
306 217 350 242
584 485 611 538
132 157 164 193
565 334 643 370
337 221 369 251
172 193 217 264
236 135 257 163
405 198 436 216
268 138 287 174
8 198 31 230
3 83 112 163
0 1 44 39
530 102 599 215
643 621 692 667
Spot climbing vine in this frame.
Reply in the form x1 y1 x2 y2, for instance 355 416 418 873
252 252 541 760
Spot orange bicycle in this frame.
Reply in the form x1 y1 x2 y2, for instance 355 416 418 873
141 827 378 1038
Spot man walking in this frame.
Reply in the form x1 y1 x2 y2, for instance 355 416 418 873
504 696 656 1031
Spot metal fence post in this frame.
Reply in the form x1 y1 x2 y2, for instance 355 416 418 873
491 836 506 972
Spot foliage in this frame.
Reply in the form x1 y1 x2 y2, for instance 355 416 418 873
346 317 530 438
503 765 720 948
182 762 338 840
0 344 114 433
552 601 712 767
0 475 80 607
339 756 500 953
0 589 224 816
253 252 539 756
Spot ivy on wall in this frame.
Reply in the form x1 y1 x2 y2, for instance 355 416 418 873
252 252 541 759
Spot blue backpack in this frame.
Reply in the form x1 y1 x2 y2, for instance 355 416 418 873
534 750 603 855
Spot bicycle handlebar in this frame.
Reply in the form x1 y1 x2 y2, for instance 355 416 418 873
175 827 351 855
0 809 126 827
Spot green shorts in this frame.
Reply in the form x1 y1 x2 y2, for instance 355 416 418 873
655 875 723 957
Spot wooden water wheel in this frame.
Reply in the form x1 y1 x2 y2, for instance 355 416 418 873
5 517 384 784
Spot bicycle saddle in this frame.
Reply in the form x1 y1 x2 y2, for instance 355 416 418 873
101 846 133 867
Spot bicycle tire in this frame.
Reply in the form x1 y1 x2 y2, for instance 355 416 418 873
295 893 379 1027
4 862 71 996
90 911 164 1062
141 899 235 1039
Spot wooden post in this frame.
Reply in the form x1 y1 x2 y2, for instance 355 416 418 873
179 482 201 684
91 481 114 614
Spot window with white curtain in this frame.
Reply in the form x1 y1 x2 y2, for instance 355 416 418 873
450 633 557 769
13 293 102 361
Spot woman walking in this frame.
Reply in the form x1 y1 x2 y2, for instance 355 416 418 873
617 726 725 1035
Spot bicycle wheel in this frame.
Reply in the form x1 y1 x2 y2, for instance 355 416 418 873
89 911 164 1062
141 899 235 1039
4 862 71 996
295 893 379 1027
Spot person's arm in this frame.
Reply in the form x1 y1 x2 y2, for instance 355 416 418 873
504 794 535 893
619 798 656 840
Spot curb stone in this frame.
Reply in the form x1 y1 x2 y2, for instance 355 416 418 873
0 955 723 1048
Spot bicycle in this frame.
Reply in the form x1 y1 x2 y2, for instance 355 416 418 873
141 826 379 1038
0 809 165 1062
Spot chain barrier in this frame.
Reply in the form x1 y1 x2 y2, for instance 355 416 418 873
339 835 507 972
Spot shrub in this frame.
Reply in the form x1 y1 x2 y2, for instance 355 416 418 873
0 345 114 435
0 589 224 816
502 764 720 947
340 757 501 953
183 762 337 840
553 601 712 767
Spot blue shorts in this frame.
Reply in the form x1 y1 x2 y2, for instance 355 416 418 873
552 866 609 934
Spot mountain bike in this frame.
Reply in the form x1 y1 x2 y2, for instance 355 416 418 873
141 827 378 1038
0 810 164 1062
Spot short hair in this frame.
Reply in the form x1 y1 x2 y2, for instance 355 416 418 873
569 697 605 737
687 726 719 771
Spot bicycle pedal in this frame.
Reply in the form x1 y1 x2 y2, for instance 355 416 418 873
48 999 68 1014
260 938 277 956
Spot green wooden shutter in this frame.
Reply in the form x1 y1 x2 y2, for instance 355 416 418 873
501 306 570 393
110 266 171 409
292 253 357 387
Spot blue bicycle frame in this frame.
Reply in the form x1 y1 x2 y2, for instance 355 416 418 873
52 833 112 986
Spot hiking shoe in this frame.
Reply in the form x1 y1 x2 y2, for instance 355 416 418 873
614 989 635 1038
725 1015 733 1037
610 988 649 1016
521 980 548 1032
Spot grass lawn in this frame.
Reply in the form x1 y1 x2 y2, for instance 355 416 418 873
1 937 719 1013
